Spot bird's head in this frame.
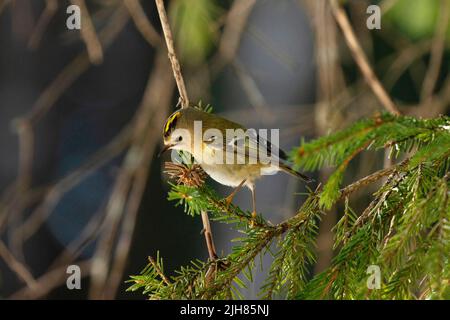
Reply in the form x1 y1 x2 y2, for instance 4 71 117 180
160 109 192 156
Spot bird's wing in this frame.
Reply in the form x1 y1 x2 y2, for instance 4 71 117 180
203 129 288 166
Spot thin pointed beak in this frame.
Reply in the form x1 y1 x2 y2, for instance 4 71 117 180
158 144 174 158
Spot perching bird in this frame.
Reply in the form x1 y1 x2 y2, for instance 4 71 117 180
160 107 312 220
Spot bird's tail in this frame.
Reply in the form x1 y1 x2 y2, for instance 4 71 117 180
280 163 313 183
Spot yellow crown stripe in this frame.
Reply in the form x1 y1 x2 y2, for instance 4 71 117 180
164 111 181 134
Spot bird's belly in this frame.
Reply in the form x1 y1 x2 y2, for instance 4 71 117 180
192 143 272 187
200 163 262 187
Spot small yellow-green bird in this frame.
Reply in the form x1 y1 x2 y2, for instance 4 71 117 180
161 107 312 219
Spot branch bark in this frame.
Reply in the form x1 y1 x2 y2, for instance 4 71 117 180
154 0 218 262
330 0 401 116
155 0 190 108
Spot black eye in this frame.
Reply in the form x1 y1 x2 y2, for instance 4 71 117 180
177 136 183 142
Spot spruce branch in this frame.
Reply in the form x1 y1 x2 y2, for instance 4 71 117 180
148 255 171 285
130 113 450 300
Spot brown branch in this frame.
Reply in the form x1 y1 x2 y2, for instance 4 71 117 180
154 0 218 263
0 240 37 289
48 208 105 270
10 260 91 299
231 59 273 120
27 0 58 50
103 52 175 299
408 73 450 118
0 5 129 235
420 0 449 102
14 125 132 243
88 50 174 299
155 0 189 108
201 211 218 261
211 0 256 74
103 134 159 297
124 0 161 47
25 4 129 126
380 0 398 14
305 0 346 274
15 120 34 192
71 0 104 64
0 186 46 234
0 5 130 252
330 0 401 116
383 40 431 90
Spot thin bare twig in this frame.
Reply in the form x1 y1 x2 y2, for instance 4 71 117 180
15 120 34 192
380 0 398 14
25 4 129 126
232 59 273 122
88 49 174 299
383 40 432 90
420 0 449 102
201 211 218 261
155 0 218 263
330 0 401 116
211 0 256 74
155 0 189 108
10 260 91 299
0 240 37 289
124 0 161 47
0 4 130 246
71 0 104 64
14 125 132 243
27 0 58 50
308 2 345 273
49 208 106 270
103 52 175 299
408 73 450 118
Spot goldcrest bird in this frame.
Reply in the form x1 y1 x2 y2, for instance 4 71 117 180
161 107 312 220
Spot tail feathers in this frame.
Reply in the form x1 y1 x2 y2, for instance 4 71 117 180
280 164 314 183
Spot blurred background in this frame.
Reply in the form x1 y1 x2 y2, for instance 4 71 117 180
0 0 449 299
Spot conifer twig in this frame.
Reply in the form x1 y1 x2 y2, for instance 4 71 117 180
149 256 171 285
340 167 391 198
339 159 408 199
